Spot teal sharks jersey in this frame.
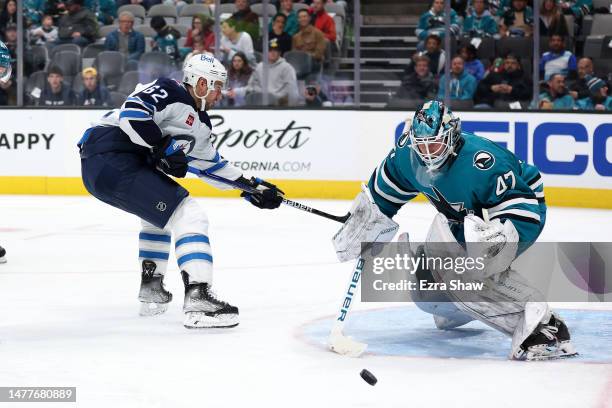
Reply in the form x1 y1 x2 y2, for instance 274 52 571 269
368 131 546 246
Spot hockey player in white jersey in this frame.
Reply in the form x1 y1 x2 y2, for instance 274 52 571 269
78 54 284 328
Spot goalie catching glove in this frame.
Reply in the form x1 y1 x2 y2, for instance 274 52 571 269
153 137 189 178
463 213 519 277
240 177 284 209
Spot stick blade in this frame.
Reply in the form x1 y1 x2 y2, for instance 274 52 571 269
328 328 367 357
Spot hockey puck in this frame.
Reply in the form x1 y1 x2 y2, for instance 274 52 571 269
360 369 377 386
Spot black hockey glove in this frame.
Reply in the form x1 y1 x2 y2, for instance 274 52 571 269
153 138 189 178
240 177 284 209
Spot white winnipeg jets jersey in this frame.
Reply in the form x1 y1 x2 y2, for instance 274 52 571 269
94 77 241 188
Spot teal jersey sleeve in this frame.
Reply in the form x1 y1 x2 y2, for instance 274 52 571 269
480 156 546 249
367 148 420 218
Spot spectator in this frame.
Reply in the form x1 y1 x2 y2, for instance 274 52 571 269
463 0 499 38
224 51 252 107
105 11 145 63
310 0 336 43
3 24 17 55
559 0 592 18
85 0 117 25
416 0 461 45
0 29 15 105
570 57 594 100
183 33 207 61
231 0 259 41
292 9 327 68
487 0 510 17
499 0 533 37
78 67 112 106
56 0 98 47
475 53 531 107
37 66 77 106
45 0 68 23
269 13 292 55
539 0 569 37
185 15 214 53
467 0 510 17
30 14 59 46
0 0 17 41
25 0 45 27
150 15 181 62
220 18 255 66
303 76 330 107
415 34 446 76
274 0 298 36
437 56 477 101
396 55 437 101
576 76 612 111
231 39 298 106
531 73 575 109
459 44 485 81
540 34 576 80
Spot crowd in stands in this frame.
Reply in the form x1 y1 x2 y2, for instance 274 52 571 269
392 0 612 111
0 0 610 110
0 0 345 107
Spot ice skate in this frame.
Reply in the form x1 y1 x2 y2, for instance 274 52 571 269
138 260 172 316
513 313 577 361
182 271 239 329
0 246 6 264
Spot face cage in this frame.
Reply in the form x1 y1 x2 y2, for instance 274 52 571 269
408 125 457 171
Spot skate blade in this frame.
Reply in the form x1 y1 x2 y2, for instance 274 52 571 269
520 342 579 361
183 312 239 329
0 257 6 264
139 302 169 317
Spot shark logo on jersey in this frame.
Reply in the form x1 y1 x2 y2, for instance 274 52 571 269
172 134 196 154
473 150 495 171
423 186 468 222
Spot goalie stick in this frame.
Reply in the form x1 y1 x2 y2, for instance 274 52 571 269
187 165 365 356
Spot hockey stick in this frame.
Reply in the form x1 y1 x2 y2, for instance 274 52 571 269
188 165 364 355
328 256 368 357
187 166 350 223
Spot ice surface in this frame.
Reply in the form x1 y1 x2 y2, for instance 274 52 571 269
0 196 611 408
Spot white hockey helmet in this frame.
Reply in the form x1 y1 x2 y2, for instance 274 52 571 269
183 53 227 108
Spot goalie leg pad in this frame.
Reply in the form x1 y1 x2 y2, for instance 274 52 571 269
423 213 550 343
332 184 399 262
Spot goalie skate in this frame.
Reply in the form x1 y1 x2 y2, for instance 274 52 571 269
182 272 239 329
138 260 172 317
512 314 578 361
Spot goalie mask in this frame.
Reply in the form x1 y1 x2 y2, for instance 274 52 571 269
0 40 12 83
183 53 227 110
407 100 461 171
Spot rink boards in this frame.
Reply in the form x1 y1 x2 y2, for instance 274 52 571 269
0 109 610 208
